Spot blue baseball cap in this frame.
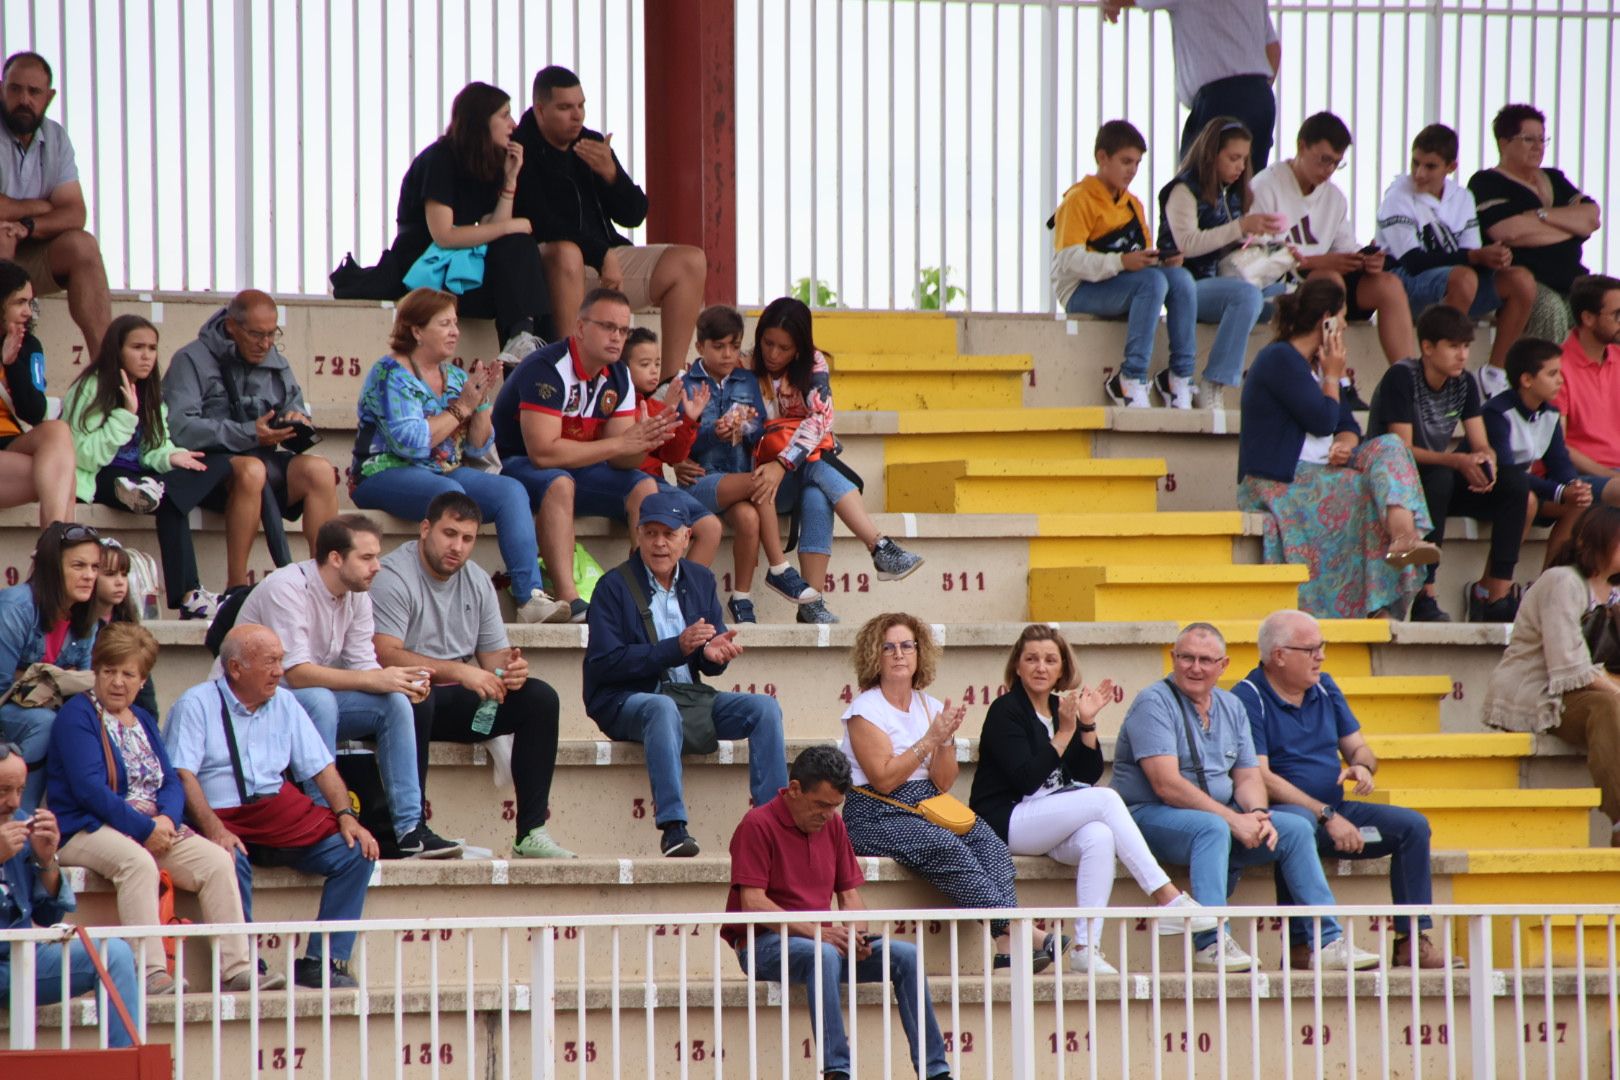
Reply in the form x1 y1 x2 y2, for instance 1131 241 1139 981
638 491 692 530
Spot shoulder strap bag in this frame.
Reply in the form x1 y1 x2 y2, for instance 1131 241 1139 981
614 564 719 755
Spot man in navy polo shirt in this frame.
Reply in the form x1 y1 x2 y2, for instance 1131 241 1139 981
723 746 951 1080
1233 609 1446 969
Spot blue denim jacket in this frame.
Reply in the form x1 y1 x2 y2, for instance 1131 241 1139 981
0 586 99 702
682 360 766 476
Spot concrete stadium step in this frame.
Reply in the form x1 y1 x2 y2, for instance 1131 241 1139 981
1029 512 1248 568
886 458 1166 514
1447 849 1620 965
1363 789 1600 850
1360 734 1534 788
827 353 1033 410
1200 617 1391 678
1209 674 1454 735
1028 564 1310 622
809 310 961 354
868 407 1103 464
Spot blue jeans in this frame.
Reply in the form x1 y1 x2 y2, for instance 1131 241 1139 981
351 464 540 597
236 833 373 962
736 932 948 1078
0 938 140 1047
293 687 422 839
605 691 785 826
777 458 858 556
1129 802 1343 950
0 703 56 813
1065 266 1197 382
1194 276 1265 387
1394 265 1504 318
1270 800 1435 943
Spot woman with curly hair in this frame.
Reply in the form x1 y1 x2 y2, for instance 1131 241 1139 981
839 611 1059 971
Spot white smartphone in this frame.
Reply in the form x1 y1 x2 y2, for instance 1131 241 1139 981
1359 826 1382 843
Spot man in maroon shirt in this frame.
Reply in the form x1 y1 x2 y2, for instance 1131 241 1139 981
724 746 952 1080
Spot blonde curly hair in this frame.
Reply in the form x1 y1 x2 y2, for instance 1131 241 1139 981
851 612 938 691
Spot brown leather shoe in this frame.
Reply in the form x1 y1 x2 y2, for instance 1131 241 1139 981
1288 943 1313 969
1392 934 1458 969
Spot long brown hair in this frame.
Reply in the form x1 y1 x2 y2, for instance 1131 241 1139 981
68 314 167 451
1177 117 1255 213
447 81 510 184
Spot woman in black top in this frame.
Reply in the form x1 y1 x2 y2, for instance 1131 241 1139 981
393 82 552 364
1468 103 1601 342
0 258 77 525
970 624 1213 975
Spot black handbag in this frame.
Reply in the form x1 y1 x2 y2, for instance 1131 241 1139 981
1581 601 1620 673
614 564 720 755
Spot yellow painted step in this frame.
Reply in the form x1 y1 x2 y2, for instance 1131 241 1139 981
1362 788 1599 849
831 354 1032 410
887 458 1165 514
1206 673 1450 732
810 312 959 354
1193 619 1391 678
1029 563 1309 622
1030 511 1247 568
1447 850 1620 965
882 408 1106 465
893 407 1108 434
1360 733 1533 789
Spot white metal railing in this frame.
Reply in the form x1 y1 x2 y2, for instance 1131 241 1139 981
5 903 1619 1078
0 2 1614 308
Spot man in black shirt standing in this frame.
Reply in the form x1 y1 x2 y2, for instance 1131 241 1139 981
512 66 708 381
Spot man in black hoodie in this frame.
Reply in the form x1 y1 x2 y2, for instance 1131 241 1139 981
512 65 707 381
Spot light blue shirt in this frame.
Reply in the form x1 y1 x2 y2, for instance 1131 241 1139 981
648 567 692 684
1 117 78 201
1110 680 1258 809
163 679 334 808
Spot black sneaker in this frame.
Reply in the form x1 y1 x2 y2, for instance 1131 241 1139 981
1468 582 1521 623
660 823 700 858
871 537 924 581
727 596 757 624
293 957 357 989
1407 592 1452 623
395 823 464 860
568 597 590 623
1340 377 1369 412
795 597 839 624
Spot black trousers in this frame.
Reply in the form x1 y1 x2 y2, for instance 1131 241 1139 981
1181 74 1277 171
412 678 560 838
456 233 553 344
1417 462 1530 583
91 455 234 610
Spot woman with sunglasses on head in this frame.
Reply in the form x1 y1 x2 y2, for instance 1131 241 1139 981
0 521 102 812
0 259 77 526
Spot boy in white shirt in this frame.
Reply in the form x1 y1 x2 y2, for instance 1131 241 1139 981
1376 123 1537 397
1253 112 1417 370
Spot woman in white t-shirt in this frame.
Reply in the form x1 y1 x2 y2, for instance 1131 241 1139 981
840 612 1061 971
969 625 1216 974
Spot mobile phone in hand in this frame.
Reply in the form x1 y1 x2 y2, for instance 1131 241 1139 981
1359 826 1382 843
1359 242 1382 255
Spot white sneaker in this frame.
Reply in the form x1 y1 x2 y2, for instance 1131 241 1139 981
1197 377 1228 411
179 587 222 622
1477 364 1510 399
1067 943 1119 975
113 475 163 514
497 330 546 370
1155 893 1220 936
1153 369 1194 409
1310 937 1381 971
1192 934 1254 972
1104 371 1152 409
516 588 571 624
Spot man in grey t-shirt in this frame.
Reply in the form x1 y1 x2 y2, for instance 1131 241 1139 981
0 51 111 354
370 491 574 859
1112 623 1376 972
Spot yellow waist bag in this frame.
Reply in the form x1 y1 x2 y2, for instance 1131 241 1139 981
854 786 976 836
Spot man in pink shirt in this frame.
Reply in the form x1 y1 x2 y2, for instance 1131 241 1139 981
1553 275 1620 494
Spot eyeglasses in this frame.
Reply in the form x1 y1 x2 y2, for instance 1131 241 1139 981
100 536 124 550
60 523 101 544
1508 135 1550 147
1278 642 1327 658
1311 152 1349 172
235 324 285 345
1171 651 1227 668
582 318 633 338
881 640 919 655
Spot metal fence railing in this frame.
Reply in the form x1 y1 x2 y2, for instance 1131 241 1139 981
5 903 1620 1078
0 2 1613 310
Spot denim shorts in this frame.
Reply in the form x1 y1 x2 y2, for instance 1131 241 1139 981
1394 264 1503 319
685 470 729 515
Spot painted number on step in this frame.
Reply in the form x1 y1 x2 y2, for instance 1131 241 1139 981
524 927 579 940
315 355 363 377
400 928 453 943
1524 1021 1567 1044
889 920 944 935
1300 1024 1332 1046
4 567 20 586
254 933 302 950
961 685 1008 705
1157 474 1178 492
501 799 516 821
824 572 870 593
730 683 777 697
403 1043 454 1066
563 1041 597 1063
1049 1030 1092 1053
257 1047 305 1070
839 685 854 703
653 924 702 936
632 797 648 819
674 1040 723 1062
1403 1024 1449 1045
943 1032 975 1053
71 344 85 366
1451 681 1465 700
1164 1031 1212 1054
941 572 986 591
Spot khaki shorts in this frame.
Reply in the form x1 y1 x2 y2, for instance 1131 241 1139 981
581 243 671 310
9 238 61 294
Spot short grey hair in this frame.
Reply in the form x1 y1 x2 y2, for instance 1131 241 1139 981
1176 621 1227 653
219 624 275 670
1257 610 1316 663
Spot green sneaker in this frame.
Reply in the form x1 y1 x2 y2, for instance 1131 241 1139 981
512 826 577 859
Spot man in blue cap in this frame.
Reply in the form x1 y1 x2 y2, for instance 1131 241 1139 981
583 491 786 856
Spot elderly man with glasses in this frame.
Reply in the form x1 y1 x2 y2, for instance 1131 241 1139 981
162 288 340 581
1233 608 1445 969
1110 621 1379 973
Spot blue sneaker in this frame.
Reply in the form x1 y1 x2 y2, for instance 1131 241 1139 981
727 596 757 624
765 566 817 603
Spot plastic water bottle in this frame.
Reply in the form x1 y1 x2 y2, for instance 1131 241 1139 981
471 669 503 735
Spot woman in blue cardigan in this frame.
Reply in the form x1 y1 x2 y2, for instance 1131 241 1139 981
47 624 277 994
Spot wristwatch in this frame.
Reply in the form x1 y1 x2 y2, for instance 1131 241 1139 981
29 852 57 870
1317 804 1337 824
334 807 358 821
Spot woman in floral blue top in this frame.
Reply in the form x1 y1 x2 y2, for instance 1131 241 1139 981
351 288 566 622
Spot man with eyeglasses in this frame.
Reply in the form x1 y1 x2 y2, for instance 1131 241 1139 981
1110 621 1379 973
1553 276 1620 493
163 288 341 602
1233 609 1444 969
1253 111 1418 379
1 740 142 1047
493 287 695 621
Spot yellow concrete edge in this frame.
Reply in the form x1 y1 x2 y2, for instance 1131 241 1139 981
1364 788 1601 808
894 407 1108 433
1364 733 1535 758
1051 564 1312 585
1464 849 1620 874
1217 618 1394 644
1035 511 1247 537
895 458 1166 478
1325 675 1455 695
832 354 1033 372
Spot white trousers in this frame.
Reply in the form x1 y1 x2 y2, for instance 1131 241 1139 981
1007 786 1173 945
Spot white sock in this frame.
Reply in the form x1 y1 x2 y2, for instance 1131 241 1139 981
769 562 791 575
732 591 751 600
